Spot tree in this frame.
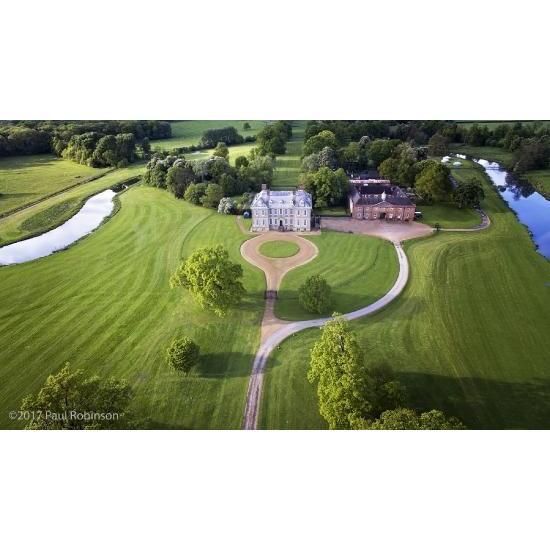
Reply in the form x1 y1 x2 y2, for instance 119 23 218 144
415 163 452 202
301 152 321 173
303 130 339 156
365 363 406 418
308 315 371 429
166 161 196 198
243 122 251 130
217 197 235 214
368 408 466 430
20 363 133 429
318 146 338 169
427 132 449 156
256 122 289 156
299 275 332 314
170 245 245 316
141 137 151 158
201 183 224 208
301 167 349 208
184 182 207 204
213 141 229 160
452 179 485 208
366 139 399 168
235 155 249 169
166 337 200 374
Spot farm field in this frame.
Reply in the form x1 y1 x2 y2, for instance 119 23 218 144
0 154 109 215
260 161 550 429
0 186 265 429
150 120 266 150
0 163 146 246
274 231 399 321
456 120 550 130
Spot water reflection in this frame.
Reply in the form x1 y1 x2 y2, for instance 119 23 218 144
475 159 550 259
0 190 116 266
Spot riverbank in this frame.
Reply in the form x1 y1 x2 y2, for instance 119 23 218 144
449 143 550 200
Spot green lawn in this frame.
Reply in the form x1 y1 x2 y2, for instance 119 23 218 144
0 163 146 246
526 170 550 199
0 154 109 215
274 231 399 321
0 187 265 429
259 240 300 258
271 122 306 189
314 206 349 217
150 120 266 150
418 203 481 229
260 160 550 429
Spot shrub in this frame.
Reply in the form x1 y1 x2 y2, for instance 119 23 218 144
299 275 332 314
166 337 200 374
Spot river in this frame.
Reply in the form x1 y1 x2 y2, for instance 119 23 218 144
0 189 116 266
474 159 550 260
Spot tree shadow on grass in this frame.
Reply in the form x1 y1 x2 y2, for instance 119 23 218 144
194 351 255 379
398 371 550 429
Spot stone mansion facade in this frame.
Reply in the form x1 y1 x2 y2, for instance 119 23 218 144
251 187 312 232
349 179 415 221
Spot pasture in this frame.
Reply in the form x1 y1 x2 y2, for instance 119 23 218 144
418 203 481 229
260 160 550 429
0 163 146 245
274 231 399 321
0 186 265 429
150 120 266 150
0 154 109 215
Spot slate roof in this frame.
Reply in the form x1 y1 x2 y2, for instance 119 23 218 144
350 182 415 207
251 189 312 208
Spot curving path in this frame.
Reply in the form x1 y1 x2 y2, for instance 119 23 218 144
241 238 409 430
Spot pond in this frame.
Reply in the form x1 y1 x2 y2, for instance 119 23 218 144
0 189 116 266
475 159 550 260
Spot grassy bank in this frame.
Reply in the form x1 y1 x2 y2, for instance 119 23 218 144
0 186 265 429
260 160 550 429
0 164 146 246
0 154 109 215
449 144 550 199
271 121 306 189
274 231 399 321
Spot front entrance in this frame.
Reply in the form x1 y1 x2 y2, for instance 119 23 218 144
278 219 284 232
380 212 386 220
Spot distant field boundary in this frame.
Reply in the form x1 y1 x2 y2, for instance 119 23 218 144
0 168 116 220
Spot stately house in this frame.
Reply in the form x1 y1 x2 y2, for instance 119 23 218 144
349 178 415 221
251 187 312 231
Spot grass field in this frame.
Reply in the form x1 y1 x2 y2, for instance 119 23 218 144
0 154 109 215
260 161 550 429
418 203 481 229
456 121 550 130
0 163 146 246
313 206 348 217
150 120 266 150
0 186 265 429
271 122 306 189
274 231 399 321
259 240 300 258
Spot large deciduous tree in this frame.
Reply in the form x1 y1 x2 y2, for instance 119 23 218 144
367 408 466 430
301 167 349 208
299 275 332 314
427 132 449 156
303 130 339 156
166 337 200 374
170 245 245 316
452 178 485 208
415 162 452 202
308 315 371 429
20 363 133 429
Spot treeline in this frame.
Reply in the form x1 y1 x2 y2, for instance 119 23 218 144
0 120 171 161
142 147 274 212
200 126 246 148
61 132 137 168
300 125 482 209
